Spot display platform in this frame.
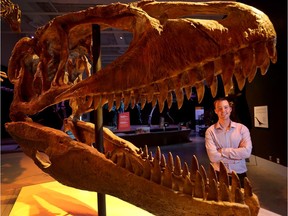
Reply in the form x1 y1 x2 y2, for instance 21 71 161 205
9 181 280 216
9 181 153 216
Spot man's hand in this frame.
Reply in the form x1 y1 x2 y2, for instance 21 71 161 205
217 148 222 154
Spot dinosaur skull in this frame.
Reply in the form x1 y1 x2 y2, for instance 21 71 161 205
5 1 276 215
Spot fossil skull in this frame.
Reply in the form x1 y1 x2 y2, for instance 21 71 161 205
5 1 276 215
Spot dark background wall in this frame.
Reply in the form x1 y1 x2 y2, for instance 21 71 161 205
240 0 287 166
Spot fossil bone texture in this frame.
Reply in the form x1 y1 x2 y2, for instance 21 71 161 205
5 1 276 215
0 0 21 32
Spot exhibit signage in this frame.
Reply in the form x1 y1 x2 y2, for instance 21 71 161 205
254 106 269 128
118 112 131 131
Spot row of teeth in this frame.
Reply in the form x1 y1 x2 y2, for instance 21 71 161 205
105 145 253 203
67 40 276 114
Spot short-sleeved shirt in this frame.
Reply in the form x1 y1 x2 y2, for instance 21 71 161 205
205 121 252 174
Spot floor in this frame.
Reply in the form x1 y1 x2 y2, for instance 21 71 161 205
1 133 287 216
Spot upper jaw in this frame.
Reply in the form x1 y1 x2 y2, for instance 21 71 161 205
8 1 276 121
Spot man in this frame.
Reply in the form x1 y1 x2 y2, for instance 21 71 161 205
205 97 252 187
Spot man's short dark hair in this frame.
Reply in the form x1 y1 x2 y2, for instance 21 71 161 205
213 97 233 108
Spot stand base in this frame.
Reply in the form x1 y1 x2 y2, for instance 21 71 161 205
9 181 153 216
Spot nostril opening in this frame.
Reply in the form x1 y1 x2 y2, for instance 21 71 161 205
35 151 51 168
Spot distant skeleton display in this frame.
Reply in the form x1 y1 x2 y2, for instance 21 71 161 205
5 1 276 215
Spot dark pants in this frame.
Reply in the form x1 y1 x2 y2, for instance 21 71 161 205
236 172 247 188
216 172 247 188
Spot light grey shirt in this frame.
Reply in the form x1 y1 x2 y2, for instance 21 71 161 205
205 121 252 174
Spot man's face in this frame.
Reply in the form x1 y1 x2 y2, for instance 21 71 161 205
214 100 232 121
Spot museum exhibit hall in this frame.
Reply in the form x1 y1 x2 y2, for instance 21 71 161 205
1 0 287 216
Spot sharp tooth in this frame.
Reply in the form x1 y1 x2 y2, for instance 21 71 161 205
203 61 215 87
209 76 218 98
142 159 152 180
148 151 153 161
194 170 205 198
158 81 168 100
162 165 173 188
160 154 166 168
239 46 257 79
235 188 245 204
172 174 183 192
234 67 246 91
101 94 108 107
142 145 149 159
140 95 147 110
151 155 161 184
259 57 270 75
247 67 257 83
182 162 189 178
254 42 269 67
174 155 182 176
200 165 207 185
158 97 166 113
93 95 101 110
170 75 184 109
219 161 229 186
162 152 174 188
105 151 111 159
167 152 174 172
206 179 218 201
219 182 231 202
155 146 161 161
151 95 158 108
184 86 192 100
167 91 173 109
190 155 199 182
195 82 205 103
220 53 235 96
244 177 253 197
266 40 277 63
133 89 140 105
183 176 193 195
110 152 117 164
130 94 136 109
107 94 115 111
123 91 131 110
175 88 184 109
86 96 94 108
130 89 141 109
146 85 155 103
157 82 167 113
136 148 143 155
208 163 218 184
231 171 241 189
115 92 123 110
223 78 233 96
231 171 241 202
151 164 161 184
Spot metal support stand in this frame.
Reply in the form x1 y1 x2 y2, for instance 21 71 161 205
92 24 106 216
